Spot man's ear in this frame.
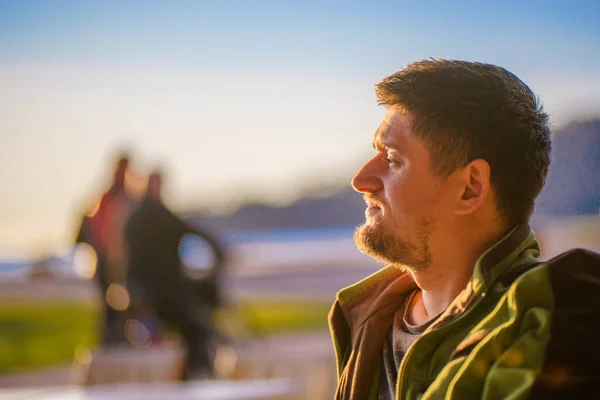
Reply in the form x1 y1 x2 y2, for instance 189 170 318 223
455 159 491 215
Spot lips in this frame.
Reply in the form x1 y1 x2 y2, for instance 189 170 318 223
365 205 382 219
365 198 383 219
367 205 380 211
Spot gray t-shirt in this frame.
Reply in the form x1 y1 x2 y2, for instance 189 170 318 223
378 290 440 400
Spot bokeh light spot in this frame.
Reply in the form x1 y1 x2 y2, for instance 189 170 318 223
105 283 130 311
125 319 151 347
73 243 97 279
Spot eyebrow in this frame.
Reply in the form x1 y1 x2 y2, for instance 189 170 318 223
372 132 402 153
371 137 388 150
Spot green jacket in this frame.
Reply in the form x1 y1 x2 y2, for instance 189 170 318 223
329 224 600 399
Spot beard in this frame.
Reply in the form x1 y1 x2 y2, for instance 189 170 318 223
354 216 434 272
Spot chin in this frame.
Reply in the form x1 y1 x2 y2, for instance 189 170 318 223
353 222 431 271
354 223 391 262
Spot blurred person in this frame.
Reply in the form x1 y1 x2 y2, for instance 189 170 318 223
125 170 225 379
329 59 600 399
75 152 137 345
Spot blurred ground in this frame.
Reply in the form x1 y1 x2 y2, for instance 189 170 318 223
0 331 336 399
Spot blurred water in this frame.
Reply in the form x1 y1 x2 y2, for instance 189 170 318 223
0 260 29 275
0 226 360 280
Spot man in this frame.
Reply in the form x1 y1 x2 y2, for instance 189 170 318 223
329 59 600 399
76 153 137 344
125 171 225 379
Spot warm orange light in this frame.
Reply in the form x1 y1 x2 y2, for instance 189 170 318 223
86 200 101 218
105 283 130 311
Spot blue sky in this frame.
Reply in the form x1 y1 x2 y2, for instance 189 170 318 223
1 0 599 252
2 1 599 70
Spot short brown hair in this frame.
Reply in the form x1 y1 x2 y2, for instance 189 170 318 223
375 59 551 226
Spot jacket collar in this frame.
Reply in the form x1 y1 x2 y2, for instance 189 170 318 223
470 223 540 296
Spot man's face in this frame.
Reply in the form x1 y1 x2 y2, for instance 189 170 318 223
353 109 453 271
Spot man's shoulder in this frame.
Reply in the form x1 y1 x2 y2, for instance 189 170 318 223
544 247 600 268
431 249 600 399
468 248 600 336
499 248 600 328
537 248 600 309
504 248 600 398
510 248 600 292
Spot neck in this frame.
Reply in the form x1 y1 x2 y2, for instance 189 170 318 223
410 223 509 320
410 265 471 322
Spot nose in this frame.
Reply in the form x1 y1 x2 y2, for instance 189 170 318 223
351 156 383 194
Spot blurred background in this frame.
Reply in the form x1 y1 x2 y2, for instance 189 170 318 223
0 1 599 399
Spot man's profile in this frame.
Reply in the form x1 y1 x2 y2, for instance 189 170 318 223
329 59 600 399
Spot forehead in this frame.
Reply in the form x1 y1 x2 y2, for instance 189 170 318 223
383 107 403 126
373 108 412 148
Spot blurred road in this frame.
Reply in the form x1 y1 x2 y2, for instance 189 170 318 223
0 262 380 302
225 262 379 300
0 331 336 399
0 379 302 399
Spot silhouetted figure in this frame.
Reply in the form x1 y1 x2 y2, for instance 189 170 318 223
75 153 137 345
125 171 225 379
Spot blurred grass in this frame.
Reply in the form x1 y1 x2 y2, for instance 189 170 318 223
232 298 331 337
0 301 99 374
0 297 331 373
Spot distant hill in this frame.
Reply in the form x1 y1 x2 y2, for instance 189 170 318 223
536 120 600 216
188 119 600 232
188 189 365 232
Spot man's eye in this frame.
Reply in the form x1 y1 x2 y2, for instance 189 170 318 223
382 154 402 166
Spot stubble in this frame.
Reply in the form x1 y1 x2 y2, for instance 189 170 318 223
354 216 434 272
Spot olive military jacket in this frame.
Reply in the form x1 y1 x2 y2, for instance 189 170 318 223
329 224 600 399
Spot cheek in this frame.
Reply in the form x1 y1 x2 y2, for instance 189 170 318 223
431 187 456 220
385 171 418 203
384 172 438 217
